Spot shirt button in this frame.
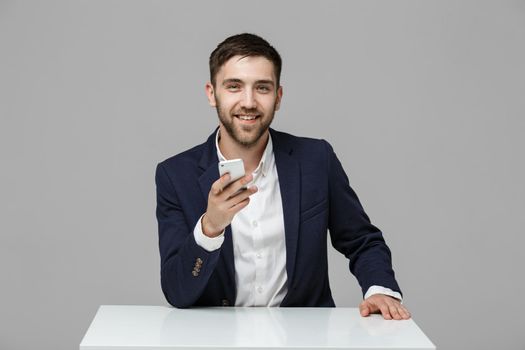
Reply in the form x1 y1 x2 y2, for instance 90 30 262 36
256 253 262 259
252 220 258 227
257 286 263 293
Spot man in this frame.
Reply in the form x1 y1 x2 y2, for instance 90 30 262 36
156 33 411 320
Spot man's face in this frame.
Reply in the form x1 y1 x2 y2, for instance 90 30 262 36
206 55 282 148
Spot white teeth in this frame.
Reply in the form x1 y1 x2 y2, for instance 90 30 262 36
238 115 257 120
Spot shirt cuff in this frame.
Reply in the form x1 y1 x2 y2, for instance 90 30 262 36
193 214 225 252
364 285 403 303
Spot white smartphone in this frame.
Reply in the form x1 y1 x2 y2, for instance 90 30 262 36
218 159 246 187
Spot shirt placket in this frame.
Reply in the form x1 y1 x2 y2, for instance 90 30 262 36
250 171 266 306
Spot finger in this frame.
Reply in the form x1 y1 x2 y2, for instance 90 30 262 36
379 304 392 320
399 305 411 319
211 173 231 195
227 184 257 201
361 299 381 315
359 302 370 317
223 174 253 198
366 300 380 314
388 302 402 320
229 196 251 212
227 186 258 210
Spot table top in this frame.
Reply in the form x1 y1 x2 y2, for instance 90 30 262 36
80 305 435 350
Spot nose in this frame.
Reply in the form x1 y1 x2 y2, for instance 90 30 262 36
240 89 256 110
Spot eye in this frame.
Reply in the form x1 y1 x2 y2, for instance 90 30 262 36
226 84 241 91
257 85 271 93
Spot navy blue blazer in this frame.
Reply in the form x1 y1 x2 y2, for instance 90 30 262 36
155 128 401 308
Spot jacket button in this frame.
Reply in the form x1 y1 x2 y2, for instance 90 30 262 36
221 299 230 306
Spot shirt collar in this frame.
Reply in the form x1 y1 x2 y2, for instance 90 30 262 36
215 128 273 177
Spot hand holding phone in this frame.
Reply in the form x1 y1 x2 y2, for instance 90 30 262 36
201 159 257 237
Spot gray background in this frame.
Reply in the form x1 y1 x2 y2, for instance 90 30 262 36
1 1 524 349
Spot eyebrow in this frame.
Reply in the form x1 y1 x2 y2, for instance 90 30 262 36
222 78 275 86
255 80 275 86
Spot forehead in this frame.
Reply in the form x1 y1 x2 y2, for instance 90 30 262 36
216 55 277 83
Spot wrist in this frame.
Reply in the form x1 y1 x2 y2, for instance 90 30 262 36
201 213 223 237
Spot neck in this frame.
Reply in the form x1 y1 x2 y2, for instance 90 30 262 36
218 126 269 174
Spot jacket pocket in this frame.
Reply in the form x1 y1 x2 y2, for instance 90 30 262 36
300 198 328 222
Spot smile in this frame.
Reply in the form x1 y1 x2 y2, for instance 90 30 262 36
235 115 260 121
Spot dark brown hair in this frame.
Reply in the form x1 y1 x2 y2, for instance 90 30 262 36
209 33 282 87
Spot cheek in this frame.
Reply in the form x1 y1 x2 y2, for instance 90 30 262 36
217 95 238 110
261 96 278 111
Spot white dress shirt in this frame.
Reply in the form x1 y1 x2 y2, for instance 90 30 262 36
194 130 402 305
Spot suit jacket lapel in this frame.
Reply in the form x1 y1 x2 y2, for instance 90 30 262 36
270 129 301 287
197 129 236 300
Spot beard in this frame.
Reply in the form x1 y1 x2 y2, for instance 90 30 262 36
216 102 276 148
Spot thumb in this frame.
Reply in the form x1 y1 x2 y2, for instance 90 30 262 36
359 301 371 316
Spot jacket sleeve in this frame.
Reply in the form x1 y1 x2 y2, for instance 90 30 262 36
324 140 402 298
155 162 221 307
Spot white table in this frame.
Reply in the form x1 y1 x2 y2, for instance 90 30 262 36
80 305 435 350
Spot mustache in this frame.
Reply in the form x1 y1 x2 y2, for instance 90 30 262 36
232 109 261 115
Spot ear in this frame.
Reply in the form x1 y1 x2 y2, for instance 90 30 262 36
205 82 216 107
274 85 283 111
